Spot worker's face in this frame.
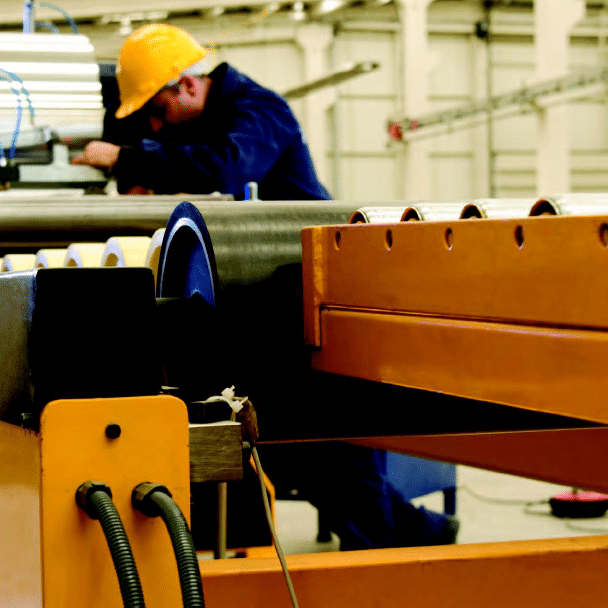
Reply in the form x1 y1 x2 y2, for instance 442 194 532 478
145 78 202 134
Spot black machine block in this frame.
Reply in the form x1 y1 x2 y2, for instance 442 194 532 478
0 267 162 428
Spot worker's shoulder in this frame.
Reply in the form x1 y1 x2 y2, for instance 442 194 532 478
214 63 288 105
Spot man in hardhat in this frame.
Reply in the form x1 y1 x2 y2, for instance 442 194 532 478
73 23 331 200
78 23 457 550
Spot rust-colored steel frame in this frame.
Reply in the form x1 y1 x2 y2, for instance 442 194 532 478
292 215 608 607
200 537 608 608
303 215 608 426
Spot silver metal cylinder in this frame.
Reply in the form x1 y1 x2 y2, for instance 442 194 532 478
401 202 467 222
460 199 536 220
530 194 608 217
349 206 408 224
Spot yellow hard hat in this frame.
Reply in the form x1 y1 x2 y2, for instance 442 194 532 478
115 23 207 119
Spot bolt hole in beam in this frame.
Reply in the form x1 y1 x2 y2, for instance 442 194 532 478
385 229 393 251
600 223 608 248
444 228 454 250
334 230 341 250
515 225 524 249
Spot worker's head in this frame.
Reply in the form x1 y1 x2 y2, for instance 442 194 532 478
115 23 209 124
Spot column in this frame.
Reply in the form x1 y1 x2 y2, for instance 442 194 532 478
535 0 585 195
296 24 334 189
395 0 437 201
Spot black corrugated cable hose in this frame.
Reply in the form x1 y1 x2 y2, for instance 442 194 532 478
132 483 205 608
76 481 146 608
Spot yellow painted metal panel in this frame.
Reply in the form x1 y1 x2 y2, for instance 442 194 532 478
40 395 189 608
0 421 41 608
200 537 608 607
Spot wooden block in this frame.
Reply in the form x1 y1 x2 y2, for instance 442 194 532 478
189 421 243 483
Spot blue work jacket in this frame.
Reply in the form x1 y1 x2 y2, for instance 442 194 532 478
110 63 332 200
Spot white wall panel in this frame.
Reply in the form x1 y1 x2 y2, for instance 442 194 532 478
339 156 398 201
569 101 607 150
429 36 473 98
337 98 396 153
333 31 397 97
430 154 474 201
211 41 303 94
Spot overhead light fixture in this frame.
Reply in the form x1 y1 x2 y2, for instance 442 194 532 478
291 1 306 21
118 16 132 36
317 0 344 14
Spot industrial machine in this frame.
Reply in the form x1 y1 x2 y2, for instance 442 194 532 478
1 195 608 607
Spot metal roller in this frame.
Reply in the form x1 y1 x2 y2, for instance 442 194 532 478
2 254 36 272
101 236 152 268
530 194 608 216
154 201 589 445
145 229 165 288
401 202 466 221
35 249 68 268
64 243 106 267
155 201 367 427
460 199 536 220
0 194 232 253
349 206 408 224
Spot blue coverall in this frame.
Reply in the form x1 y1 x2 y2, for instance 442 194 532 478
102 62 454 550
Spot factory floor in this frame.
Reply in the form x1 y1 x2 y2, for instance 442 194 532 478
273 465 608 554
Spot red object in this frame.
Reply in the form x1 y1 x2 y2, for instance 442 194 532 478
388 121 403 140
550 491 608 518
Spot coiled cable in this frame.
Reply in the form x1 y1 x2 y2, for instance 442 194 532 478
132 483 205 608
35 2 79 34
76 481 146 608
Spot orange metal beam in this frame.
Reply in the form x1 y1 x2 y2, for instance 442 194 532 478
302 215 608 424
303 215 608 344
0 420 41 607
200 536 608 607
351 427 608 493
313 308 608 424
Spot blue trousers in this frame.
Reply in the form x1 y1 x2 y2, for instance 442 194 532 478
257 443 452 550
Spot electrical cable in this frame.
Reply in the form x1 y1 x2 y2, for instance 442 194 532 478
35 2 79 34
251 446 300 608
458 483 549 507
0 68 34 123
0 75 19 166
132 483 205 608
75 481 146 608
35 21 60 33
460 483 608 530
564 520 608 535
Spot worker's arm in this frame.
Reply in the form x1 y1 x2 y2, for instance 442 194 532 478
72 141 120 170
110 91 302 198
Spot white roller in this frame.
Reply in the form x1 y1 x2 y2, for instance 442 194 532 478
401 202 467 221
101 236 152 267
145 228 165 288
460 199 537 220
64 243 106 267
530 193 608 216
35 248 67 268
2 253 36 272
349 206 408 224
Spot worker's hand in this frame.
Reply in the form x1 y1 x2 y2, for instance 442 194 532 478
72 141 120 170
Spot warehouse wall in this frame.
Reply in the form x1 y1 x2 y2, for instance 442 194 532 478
75 0 608 202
